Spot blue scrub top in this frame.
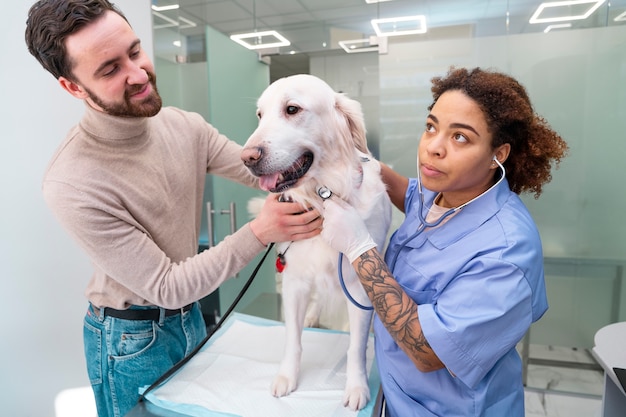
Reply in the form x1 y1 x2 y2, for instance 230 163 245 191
378 177 548 417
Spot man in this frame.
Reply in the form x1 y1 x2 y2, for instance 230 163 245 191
25 1 321 416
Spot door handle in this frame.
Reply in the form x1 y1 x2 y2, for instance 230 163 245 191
206 201 237 249
206 201 215 248
221 202 237 236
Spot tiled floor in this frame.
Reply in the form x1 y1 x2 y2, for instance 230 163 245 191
522 344 604 417
525 391 601 417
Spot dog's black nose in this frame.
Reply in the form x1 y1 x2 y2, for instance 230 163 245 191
241 147 263 167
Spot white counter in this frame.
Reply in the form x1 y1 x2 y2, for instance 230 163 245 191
592 321 626 417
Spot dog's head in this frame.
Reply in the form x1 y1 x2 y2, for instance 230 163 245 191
241 74 368 195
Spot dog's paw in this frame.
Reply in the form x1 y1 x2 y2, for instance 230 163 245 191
343 385 370 411
270 374 297 398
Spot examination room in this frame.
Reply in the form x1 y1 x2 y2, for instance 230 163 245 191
3 0 626 416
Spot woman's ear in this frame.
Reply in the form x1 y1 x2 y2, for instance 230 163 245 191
493 143 511 165
58 76 89 99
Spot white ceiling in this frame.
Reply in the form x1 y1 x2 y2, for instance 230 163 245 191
151 0 626 77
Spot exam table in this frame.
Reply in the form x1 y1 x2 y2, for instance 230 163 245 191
125 293 383 417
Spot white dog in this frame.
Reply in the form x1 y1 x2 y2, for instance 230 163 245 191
241 74 391 411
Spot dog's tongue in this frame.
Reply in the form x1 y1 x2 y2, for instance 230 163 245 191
259 173 280 191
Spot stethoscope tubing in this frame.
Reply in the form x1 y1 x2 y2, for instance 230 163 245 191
389 159 506 271
331 159 505 311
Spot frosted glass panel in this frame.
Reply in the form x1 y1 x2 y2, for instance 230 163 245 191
203 25 274 314
379 26 626 347
531 258 623 348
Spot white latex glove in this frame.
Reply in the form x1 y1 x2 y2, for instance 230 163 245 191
321 198 377 263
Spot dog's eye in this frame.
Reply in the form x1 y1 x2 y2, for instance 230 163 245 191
256 111 262 119
286 105 300 115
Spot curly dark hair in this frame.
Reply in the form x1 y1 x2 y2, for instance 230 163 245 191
25 0 126 80
429 67 569 198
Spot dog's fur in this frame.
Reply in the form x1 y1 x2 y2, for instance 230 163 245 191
241 74 391 411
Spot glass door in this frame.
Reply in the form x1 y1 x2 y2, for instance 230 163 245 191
203 25 276 319
153 17 276 324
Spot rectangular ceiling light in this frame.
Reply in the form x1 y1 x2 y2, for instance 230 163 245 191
371 15 427 37
230 30 291 50
152 10 196 30
529 0 606 24
151 4 179 12
543 23 572 32
338 39 379 54
615 11 626 21
365 0 393 3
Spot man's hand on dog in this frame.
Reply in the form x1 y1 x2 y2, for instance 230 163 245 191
250 194 322 245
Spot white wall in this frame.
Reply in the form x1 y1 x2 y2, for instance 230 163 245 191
0 2 152 415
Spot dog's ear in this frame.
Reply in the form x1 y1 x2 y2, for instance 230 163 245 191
334 93 368 154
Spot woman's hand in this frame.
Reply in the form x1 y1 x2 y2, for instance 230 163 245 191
320 197 377 262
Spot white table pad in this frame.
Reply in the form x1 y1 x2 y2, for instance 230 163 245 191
143 313 379 417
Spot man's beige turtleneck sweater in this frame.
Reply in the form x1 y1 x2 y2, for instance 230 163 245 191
43 104 265 310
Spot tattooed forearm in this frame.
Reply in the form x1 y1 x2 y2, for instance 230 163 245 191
354 249 444 372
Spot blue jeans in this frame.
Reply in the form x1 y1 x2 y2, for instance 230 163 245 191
83 302 206 417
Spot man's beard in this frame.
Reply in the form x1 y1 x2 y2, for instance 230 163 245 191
87 71 162 118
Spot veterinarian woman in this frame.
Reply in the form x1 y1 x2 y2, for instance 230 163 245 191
320 67 568 417
25 1 321 416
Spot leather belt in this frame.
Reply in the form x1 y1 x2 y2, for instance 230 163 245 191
91 303 193 321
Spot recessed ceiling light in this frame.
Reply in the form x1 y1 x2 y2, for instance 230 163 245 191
152 10 196 30
338 39 379 54
230 30 291 50
544 23 573 32
371 15 427 37
615 11 626 21
529 0 606 24
151 4 179 12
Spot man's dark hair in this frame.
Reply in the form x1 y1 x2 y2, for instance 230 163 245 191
25 0 127 80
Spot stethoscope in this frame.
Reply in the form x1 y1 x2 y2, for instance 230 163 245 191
316 185 374 310
388 156 506 270
317 156 506 310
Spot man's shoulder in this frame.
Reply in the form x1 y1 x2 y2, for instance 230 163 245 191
153 106 217 135
156 106 205 124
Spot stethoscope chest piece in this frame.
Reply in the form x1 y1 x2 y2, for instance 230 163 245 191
317 186 332 200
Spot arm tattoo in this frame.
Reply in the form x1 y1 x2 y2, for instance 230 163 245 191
354 250 443 371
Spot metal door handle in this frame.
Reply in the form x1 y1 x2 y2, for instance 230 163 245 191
221 202 237 236
206 201 214 248
206 201 237 248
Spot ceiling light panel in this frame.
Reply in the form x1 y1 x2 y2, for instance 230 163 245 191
371 15 427 37
614 11 626 21
230 30 291 50
543 23 572 32
338 39 379 53
151 4 179 12
529 0 606 24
